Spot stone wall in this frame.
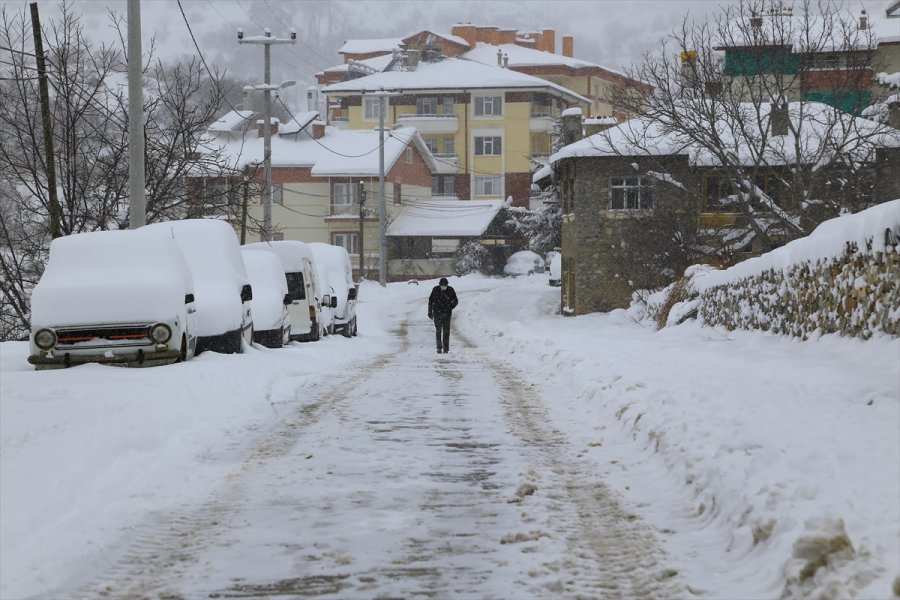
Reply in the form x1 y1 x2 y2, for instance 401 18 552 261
696 237 899 339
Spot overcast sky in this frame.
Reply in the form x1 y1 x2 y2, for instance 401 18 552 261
21 0 900 107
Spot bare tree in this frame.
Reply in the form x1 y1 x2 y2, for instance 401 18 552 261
0 2 234 340
604 0 898 257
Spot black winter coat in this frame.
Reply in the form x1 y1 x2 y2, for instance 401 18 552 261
428 285 458 318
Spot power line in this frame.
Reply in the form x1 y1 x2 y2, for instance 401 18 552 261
234 0 328 71
261 0 334 67
276 96 383 158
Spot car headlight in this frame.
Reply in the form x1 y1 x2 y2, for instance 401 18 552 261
149 323 172 344
34 328 56 350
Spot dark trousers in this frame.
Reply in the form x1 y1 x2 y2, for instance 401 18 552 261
434 313 451 350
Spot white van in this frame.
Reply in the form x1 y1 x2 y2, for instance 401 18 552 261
28 229 199 368
143 219 253 354
243 240 326 342
309 243 359 337
240 249 292 348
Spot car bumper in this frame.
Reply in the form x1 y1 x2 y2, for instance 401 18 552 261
28 347 181 369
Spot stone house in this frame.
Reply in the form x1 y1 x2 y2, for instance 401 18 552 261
549 102 900 315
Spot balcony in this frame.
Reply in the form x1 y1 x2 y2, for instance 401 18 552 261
529 113 557 132
397 113 459 134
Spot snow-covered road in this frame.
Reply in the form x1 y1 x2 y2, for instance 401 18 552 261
3 275 897 599
52 306 680 599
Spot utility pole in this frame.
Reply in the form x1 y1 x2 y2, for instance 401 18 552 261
358 180 366 279
29 3 60 238
375 91 388 287
238 27 296 242
126 0 145 228
240 174 249 244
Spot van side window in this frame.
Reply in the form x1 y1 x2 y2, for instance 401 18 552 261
285 272 306 301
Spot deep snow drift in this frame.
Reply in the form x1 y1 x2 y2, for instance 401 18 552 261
1 275 898 599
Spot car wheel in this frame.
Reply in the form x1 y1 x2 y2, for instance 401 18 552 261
351 317 358 337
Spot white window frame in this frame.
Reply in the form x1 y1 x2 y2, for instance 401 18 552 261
333 182 358 214
608 176 654 210
363 96 386 121
475 136 502 156
333 232 358 255
474 175 503 197
474 94 503 117
416 97 438 115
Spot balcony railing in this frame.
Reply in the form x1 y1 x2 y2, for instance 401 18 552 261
396 113 459 134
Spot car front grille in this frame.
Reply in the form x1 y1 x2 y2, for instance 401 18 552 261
55 324 153 348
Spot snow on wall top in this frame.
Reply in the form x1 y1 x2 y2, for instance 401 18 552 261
694 199 900 291
551 101 900 167
319 54 396 76
322 57 589 103
339 38 405 54
387 200 504 237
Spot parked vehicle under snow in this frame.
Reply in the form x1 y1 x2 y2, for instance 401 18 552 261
240 249 292 348
28 229 199 369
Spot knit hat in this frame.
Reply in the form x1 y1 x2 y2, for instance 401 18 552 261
439 277 448 285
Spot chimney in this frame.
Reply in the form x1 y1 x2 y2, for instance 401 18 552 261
477 26 499 45
451 23 477 48
770 102 789 136
503 53 509 68
497 47 503 66
312 122 325 140
541 28 556 53
499 29 516 44
858 9 868 30
560 107 583 145
242 85 255 113
257 117 280 138
749 12 763 29
306 86 319 113
407 49 419 69
562 35 574 57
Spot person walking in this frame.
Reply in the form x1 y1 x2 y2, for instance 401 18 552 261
428 277 458 354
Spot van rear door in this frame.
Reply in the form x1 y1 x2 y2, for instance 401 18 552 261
284 271 312 336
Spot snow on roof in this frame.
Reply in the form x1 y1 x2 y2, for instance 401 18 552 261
319 54 396 76
551 101 900 167
339 38 405 54
462 42 626 76
278 111 318 135
562 107 583 117
402 30 471 48
322 57 589 103
532 163 553 183
204 124 437 176
877 71 900 88
387 200 504 237
694 199 900 291
208 110 257 132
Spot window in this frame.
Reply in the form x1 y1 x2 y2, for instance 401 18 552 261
474 175 502 196
333 182 358 215
474 136 502 156
273 183 283 205
422 136 438 153
416 97 438 115
406 148 413 164
443 137 455 156
443 96 455 115
705 176 735 211
431 239 460 254
608 176 654 210
333 232 358 255
364 96 386 120
474 95 503 117
394 182 401 204
285 271 306 301
432 175 455 196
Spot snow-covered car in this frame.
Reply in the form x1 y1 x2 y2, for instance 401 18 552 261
309 248 336 336
309 243 359 337
545 250 560 272
549 252 562 287
142 219 253 354
27 229 199 369
243 240 326 342
240 249 292 348
503 250 545 276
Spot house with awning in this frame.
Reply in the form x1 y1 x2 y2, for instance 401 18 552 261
386 199 514 279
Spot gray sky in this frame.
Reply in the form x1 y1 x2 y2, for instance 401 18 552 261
22 0 900 107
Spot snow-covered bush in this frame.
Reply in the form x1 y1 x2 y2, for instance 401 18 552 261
454 242 490 276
